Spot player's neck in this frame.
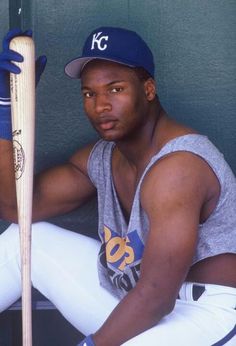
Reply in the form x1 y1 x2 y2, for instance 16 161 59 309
116 104 165 170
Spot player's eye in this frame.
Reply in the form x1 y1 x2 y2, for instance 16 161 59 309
110 87 123 93
83 91 94 98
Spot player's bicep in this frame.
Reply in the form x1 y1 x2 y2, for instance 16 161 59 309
32 145 96 221
139 154 207 299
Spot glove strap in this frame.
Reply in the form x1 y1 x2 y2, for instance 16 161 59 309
0 101 12 140
0 96 11 106
77 334 95 346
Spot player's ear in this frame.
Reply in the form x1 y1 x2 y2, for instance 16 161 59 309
144 78 156 101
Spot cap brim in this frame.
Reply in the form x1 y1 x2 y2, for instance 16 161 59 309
64 57 95 79
64 56 135 79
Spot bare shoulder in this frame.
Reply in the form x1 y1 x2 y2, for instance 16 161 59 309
69 141 97 177
141 151 220 221
143 151 215 190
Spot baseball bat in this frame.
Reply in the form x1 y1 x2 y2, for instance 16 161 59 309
10 36 35 346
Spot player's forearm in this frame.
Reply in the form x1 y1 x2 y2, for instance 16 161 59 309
0 139 18 221
93 284 175 346
0 140 48 223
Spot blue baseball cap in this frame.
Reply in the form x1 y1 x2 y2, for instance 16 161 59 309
65 26 155 79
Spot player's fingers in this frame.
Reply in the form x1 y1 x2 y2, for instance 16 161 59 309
2 29 33 51
2 28 23 50
0 60 21 74
23 29 33 37
0 50 24 63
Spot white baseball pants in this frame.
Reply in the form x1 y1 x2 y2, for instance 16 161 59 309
0 222 235 345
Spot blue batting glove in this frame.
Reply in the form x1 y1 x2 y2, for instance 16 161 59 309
77 334 95 346
0 28 47 140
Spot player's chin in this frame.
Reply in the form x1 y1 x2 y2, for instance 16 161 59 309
95 127 124 141
99 132 121 141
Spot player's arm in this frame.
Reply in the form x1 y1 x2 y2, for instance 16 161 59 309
92 152 214 346
31 143 97 221
0 141 96 222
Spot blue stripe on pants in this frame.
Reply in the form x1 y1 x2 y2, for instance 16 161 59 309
212 325 236 345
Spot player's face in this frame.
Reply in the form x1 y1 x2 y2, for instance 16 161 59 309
81 60 154 142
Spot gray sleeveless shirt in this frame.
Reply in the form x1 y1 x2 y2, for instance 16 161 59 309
87 134 236 299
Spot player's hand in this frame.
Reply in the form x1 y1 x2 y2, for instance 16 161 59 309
0 28 47 98
0 28 47 140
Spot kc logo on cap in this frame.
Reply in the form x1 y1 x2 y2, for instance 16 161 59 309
91 32 109 51
65 26 155 79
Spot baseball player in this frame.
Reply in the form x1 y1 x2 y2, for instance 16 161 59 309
0 27 235 345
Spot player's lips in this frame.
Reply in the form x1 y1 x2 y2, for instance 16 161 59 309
99 121 116 130
96 117 117 130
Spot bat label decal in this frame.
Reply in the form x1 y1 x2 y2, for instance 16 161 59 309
13 139 25 180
